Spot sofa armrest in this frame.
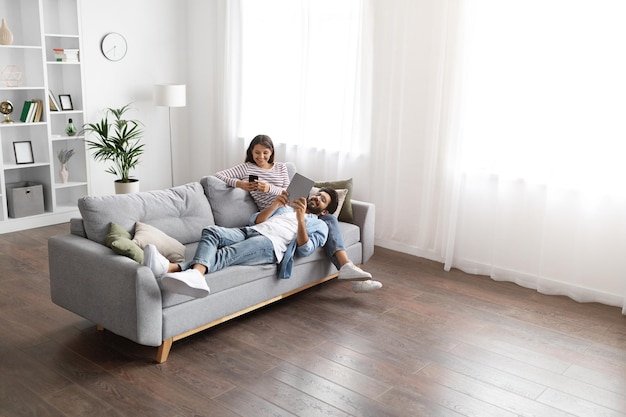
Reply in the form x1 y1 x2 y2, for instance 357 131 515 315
48 234 163 346
350 200 375 264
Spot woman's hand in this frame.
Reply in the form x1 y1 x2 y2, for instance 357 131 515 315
255 181 270 193
236 180 257 192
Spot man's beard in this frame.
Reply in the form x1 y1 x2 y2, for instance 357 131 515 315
306 202 324 215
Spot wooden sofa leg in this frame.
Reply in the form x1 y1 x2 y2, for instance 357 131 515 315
97 325 104 331
156 338 173 363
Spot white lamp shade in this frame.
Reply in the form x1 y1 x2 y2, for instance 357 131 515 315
153 84 186 107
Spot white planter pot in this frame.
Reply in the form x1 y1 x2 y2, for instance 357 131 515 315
114 179 140 194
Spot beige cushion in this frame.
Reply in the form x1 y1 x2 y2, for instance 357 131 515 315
132 222 185 263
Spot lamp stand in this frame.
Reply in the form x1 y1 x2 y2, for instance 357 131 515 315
168 107 174 187
153 83 186 189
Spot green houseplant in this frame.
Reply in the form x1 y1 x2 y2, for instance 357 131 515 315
83 104 144 194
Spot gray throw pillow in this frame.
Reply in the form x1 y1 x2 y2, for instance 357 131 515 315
201 176 258 227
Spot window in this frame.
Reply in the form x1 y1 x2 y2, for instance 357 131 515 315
460 0 626 195
240 0 364 153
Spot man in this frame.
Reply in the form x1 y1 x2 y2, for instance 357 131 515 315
144 187 381 298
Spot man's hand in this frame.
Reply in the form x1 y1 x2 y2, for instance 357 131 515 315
255 191 289 224
273 191 290 207
291 197 307 218
292 197 309 246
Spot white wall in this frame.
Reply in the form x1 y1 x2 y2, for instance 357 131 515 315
80 0 189 195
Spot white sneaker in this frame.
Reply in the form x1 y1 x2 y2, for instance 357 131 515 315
351 280 383 293
162 269 210 298
338 261 372 281
143 244 169 277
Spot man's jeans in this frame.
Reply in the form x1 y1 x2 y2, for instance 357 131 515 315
180 226 276 273
320 214 345 270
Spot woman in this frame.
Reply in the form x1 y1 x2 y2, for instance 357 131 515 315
214 134 289 210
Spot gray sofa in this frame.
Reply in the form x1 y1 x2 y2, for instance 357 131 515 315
48 169 375 363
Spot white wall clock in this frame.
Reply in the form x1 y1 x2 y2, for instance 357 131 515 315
101 32 127 61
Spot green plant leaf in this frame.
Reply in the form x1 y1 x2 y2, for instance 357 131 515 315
82 103 144 182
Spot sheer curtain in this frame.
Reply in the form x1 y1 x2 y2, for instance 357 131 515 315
223 0 373 185
447 0 626 313
369 0 626 314
212 0 626 313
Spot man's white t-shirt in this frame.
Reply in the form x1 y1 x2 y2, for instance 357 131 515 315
250 211 298 263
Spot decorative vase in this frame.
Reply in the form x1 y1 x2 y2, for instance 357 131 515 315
59 164 69 183
0 19 13 46
65 118 77 136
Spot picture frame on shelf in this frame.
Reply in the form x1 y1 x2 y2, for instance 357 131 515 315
59 94 73 111
13 141 34 164
48 89 60 111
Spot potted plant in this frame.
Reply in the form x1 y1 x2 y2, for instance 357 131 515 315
82 104 144 194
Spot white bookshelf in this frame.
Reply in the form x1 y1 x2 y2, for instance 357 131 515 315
0 0 88 233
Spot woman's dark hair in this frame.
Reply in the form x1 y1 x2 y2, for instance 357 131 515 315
245 134 275 164
319 187 339 215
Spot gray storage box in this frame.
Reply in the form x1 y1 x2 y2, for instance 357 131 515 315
6 181 45 218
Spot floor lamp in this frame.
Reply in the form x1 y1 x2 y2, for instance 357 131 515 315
153 84 186 187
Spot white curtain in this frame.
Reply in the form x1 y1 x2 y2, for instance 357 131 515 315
211 0 626 313
217 0 373 187
369 0 464 258
369 0 626 314
447 0 626 313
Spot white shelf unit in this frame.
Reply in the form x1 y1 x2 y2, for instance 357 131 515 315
0 0 88 233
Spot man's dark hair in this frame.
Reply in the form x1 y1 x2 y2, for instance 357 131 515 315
245 134 275 164
319 187 339 215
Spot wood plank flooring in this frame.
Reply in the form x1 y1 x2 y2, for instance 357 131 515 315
1 223 625 416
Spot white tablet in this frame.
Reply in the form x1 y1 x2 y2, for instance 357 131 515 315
286 173 315 202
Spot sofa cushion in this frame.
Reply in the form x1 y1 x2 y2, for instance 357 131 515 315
339 221 360 247
132 222 185 263
78 182 214 245
104 222 131 246
314 178 354 222
104 222 144 263
201 176 258 227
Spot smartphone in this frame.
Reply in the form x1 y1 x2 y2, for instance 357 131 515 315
248 174 258 182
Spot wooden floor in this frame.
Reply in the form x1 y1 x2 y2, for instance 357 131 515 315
1 224 625 417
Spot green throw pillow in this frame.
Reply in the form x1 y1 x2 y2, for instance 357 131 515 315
110 237 144 263
314 178 353 222
104 222 144 263
105 222 131 245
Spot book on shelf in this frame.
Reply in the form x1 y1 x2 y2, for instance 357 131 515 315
48 90 60 111
31 99 43 122
25 101 37 123
19 99 44 123
20 101 32 122
53 48 79 62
